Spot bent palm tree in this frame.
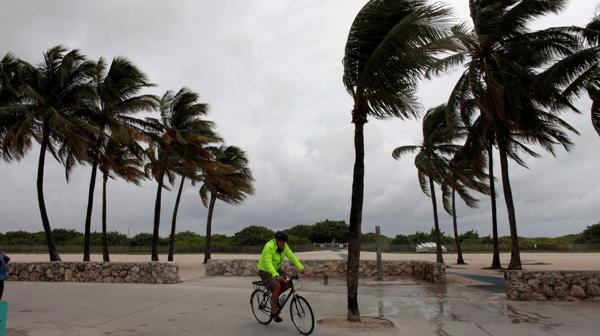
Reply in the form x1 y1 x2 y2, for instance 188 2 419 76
435 1 583 269
145 88 217 261
441 145 489 265
79 57 157 261
3 46 96 261
199 145 254 264
393 105 460 264
98 138 146 261
342 0 454 321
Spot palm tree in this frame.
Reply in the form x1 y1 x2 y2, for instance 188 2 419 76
2 46 96 261
199 145 254 264
0 53 27 161
98 138 146 261
342 0 454 321
145 88 217 261
441 143 489 265
79 57 157 261
435 1 583 269
393 105 460 264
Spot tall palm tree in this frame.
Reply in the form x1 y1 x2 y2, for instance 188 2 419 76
342 0 454 321
393 105 460 264
98 138 146 261
2 46 96 261
79 57 158 261
145 88 217 261
199 145 254 264
434 1 583 269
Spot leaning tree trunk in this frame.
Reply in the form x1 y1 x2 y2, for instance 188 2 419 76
83 158 98 262
203 192 217 264
346 104 366 322
498 142 521 270
151 170 166 261
429 177 444 264
37 119 61 261
168 176 186 261
488 143 501 269
451 188 465 264
101 172 110 262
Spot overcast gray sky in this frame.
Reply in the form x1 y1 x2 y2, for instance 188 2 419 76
0 0 598 238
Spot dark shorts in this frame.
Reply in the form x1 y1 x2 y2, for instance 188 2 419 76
258 270 285 291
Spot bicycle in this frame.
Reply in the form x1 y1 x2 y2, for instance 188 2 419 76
250 274 315 335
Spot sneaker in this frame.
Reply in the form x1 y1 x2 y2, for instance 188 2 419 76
272 314 283 323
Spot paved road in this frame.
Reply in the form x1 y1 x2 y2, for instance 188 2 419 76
4 276 600 336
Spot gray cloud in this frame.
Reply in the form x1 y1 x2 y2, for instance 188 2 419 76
0 0 598 239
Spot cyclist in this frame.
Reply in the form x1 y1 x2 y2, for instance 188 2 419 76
257 231 304 323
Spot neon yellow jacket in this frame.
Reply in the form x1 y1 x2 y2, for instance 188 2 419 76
257 239 304 277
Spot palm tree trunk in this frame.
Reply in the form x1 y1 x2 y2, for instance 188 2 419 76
347 103 366 322
488 143 501 269
204 192 217 264
102 172 110 262
151 170 166 261
452 188 465 264
168 176 186 262
429 177 444 264
37 119 61 261
498 142 522 270
83 159 98 262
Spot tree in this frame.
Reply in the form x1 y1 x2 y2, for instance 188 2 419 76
1 46 97 261
441 141 489 265
145 88 218 261
199 145 254 264
438 1 584 269
98 139 146 261
79 57 157 261
575 222 600 244
342 0 454 321
0 53 27 161
393 105 460 264
155 89 220 262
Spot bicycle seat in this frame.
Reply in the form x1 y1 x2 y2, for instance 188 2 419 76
252 280 264 286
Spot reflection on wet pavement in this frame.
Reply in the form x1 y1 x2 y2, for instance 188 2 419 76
318 278 600 335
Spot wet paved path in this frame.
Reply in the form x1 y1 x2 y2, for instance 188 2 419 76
4 275 599 335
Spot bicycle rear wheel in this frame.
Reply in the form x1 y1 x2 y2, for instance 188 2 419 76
289 295 314 335
250 289 272 324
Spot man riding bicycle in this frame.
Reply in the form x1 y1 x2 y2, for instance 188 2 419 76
257 231 304 323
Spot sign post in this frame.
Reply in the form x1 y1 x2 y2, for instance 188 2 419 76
376 226 383 281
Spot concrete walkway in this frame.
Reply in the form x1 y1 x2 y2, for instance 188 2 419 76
5 275 600 335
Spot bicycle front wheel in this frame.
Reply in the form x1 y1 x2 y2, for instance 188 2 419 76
250 289 272 324
289 295 314 335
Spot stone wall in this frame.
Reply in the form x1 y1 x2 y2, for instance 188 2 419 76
506 271 600 301
7 262 180 284
205 259 445 283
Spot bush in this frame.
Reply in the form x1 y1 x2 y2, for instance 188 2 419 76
575 223 600 244
129 233 154 246
288 234 311 246
312 220 349 243
285 225 313 241
232 225 274 246
391 234 412 245
361 232 392 244
51 229 83 245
